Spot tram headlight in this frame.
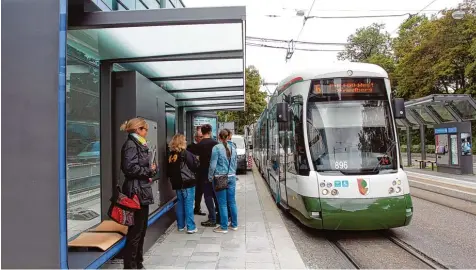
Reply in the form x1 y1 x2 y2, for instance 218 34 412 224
389 187 395 194
320 182 325 188
331 189 339 196
396 187 402 193
392 180 397 186
397 180 401 185
327 182 332 188
322 189 329 195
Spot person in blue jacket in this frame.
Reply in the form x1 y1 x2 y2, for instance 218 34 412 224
209 129 239 233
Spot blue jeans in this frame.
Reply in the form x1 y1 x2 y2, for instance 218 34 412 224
175 186 196 231
215 176 238 230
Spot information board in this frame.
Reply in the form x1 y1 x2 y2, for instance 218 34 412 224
193 116 217 140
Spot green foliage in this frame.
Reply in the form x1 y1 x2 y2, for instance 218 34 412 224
337 23 393 62
338 2 476 100
217 66 267 134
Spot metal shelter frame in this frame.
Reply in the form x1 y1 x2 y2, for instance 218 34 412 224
395 94 476 166
67 5 247 261
68 6 247 112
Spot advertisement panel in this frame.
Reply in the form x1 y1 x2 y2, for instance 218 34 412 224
194 116 218 140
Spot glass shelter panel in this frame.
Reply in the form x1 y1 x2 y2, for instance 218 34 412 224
122 59 243 78
68 23 243 60
449 100 476 120
179 99 244 107
66 50 101 240
160 79 244 90
429 105 456 122
411 107 437 124
404 109 420 127
173 91 243 100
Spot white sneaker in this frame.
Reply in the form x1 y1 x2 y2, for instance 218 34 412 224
213 227 228 234
230 226 238 231
187 228 198 234
178 227 185 232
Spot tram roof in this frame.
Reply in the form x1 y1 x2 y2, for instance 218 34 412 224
276 62 389 90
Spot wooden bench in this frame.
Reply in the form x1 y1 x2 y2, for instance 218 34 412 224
414 159 437 171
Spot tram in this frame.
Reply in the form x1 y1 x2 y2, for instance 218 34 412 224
252 63 413 230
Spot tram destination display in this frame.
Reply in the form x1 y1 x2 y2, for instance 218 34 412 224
312 78 386 96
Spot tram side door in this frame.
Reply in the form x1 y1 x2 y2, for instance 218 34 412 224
278 122 289 208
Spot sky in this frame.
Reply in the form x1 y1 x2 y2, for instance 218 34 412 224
183 0 463 93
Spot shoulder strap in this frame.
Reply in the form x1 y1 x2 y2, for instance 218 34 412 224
226 146 232 174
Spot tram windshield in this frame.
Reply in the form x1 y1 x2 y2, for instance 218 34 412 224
306 78 397 174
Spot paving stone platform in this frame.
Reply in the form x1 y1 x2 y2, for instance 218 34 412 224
104 166 306 269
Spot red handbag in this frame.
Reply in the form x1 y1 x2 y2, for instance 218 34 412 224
107 186 141 226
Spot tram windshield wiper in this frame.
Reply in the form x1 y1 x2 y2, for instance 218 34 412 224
371 140 397 173
340 169 380 175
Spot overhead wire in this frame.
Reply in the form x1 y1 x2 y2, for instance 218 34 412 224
246 36 348 46
390 0 440 35
246 42 344 52
297 0 316 40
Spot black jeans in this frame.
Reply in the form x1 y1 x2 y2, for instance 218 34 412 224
124 205 149 269
202 181 218 222
194 181 203 212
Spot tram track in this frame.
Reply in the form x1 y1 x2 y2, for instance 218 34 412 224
325 232 448 269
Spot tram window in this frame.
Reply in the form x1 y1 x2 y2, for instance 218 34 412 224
290 95 310 176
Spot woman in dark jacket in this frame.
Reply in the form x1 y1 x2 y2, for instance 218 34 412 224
120 117 157 269
167 134 200 234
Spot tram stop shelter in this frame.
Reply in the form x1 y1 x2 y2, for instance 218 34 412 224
396 94 476 174
2 1 245 269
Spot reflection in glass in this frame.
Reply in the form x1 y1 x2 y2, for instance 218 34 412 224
123 59 243 78
307 100 397 173
450 100 476 120
166 104 176 144
429 105 455 122
160 79 243 91
69 23 243 60
173 91 243 100
179 99 244 107
411 108 437 124
66 47 101 239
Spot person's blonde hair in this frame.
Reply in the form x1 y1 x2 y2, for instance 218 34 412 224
120 117 148 133
168 134 187 152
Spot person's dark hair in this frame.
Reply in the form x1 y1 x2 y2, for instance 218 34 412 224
201 124 212 135
219 129 231 158
224 128 232 139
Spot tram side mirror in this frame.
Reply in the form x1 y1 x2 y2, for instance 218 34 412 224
393 98 406 119
277 102 289 122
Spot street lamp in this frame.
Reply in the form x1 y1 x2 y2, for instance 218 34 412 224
452 10 466 20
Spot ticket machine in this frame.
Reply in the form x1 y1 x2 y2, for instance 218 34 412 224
434 122 473 174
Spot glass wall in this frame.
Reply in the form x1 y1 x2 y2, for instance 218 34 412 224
66 45 101 240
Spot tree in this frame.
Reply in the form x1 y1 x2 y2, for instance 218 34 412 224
218 66 267 134
337 23 393 62
337 23 397 89
393 6 476 98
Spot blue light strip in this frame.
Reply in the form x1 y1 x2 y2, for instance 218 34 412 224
58 0 68 269
85 200 176 269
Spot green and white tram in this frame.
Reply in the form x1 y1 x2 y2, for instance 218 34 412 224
253 63 413 230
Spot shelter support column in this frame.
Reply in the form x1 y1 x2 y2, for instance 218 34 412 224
177 106 186 134
406 129 412 167
2 0 64 268
420 125 426 167
100 61 114 218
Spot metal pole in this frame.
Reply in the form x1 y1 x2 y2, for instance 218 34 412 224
407 128 412 167
420 125 426 167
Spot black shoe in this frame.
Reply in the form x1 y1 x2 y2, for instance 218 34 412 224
137 263 145 269
194 210 206 216
201 220 217 227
